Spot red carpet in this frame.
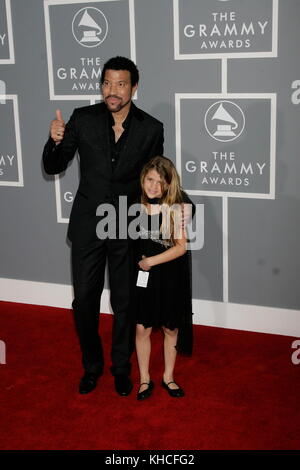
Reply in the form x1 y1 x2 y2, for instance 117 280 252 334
0 300 299 450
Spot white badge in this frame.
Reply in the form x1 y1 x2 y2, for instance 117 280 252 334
136 270 149 288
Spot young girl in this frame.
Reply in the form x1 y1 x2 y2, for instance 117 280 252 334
132 156 193 400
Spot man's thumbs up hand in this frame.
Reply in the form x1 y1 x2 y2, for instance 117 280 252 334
55 109 64 122
50 109 66 143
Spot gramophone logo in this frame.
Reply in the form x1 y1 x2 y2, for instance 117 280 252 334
72 7 108 48
204 101 245 142
175 93 275 198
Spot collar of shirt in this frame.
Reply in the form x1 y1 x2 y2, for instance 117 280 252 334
107 104 133 130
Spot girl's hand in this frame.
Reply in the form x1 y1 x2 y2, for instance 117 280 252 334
138 255 152 271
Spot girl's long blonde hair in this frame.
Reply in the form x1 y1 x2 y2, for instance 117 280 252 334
140 156 184 245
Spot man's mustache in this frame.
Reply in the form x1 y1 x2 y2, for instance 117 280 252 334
105 95 121 100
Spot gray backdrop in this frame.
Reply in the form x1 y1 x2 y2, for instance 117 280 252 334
0 0 299 318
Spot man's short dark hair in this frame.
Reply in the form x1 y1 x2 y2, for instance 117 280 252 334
100 56 139 87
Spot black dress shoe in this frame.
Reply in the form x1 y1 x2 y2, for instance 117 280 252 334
161 380 185 398
114 374 133 396
79 372 100 395
137 381 154 401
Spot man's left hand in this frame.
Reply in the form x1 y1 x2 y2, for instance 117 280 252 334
182 203 192 228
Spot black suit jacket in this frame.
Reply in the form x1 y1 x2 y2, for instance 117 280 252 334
43 102 164 243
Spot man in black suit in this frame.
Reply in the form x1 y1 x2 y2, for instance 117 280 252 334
43 56 164 396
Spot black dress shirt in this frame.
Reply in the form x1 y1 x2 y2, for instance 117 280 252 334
108 106 133 171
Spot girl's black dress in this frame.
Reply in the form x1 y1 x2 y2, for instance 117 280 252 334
131 210 193 355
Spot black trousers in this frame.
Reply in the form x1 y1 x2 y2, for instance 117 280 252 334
71 237 133 376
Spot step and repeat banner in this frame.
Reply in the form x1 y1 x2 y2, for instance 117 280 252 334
0 0 300 333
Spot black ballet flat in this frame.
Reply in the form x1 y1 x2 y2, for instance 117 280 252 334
161 380 185 398
137 380 154 400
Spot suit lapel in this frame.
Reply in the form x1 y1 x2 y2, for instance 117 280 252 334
89 102 145 175
91 103 112 171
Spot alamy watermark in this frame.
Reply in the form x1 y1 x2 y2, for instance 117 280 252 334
0 79 6 104
95 197 204 250
291 339 300 365
0 340 6 364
